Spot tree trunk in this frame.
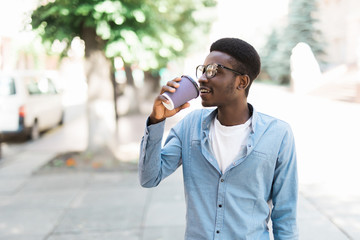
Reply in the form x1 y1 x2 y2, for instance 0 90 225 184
111 67 119 127
0 134 2 160
81 27 116 154
144 71 161 94
123 64 141 114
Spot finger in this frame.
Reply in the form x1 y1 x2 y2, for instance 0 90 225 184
166 80 180 88
173 77 182 82
158 94 170 104
166 77 181 83
160 85 177 94
167 76 182 85
154 94 170 105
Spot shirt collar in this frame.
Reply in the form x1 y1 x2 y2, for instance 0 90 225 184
202 103 258 133
248 103 257 134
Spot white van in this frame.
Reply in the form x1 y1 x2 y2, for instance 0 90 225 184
0 71 64 140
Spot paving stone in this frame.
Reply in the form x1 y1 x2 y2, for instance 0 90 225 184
142 226 186 240
48 229 140 240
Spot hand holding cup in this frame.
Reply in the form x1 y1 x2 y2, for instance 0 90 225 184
161 75 199 111
149 75 199 124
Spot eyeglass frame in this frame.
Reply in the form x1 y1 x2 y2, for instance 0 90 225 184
196 63 246 79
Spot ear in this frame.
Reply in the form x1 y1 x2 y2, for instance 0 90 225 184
237 75 250 90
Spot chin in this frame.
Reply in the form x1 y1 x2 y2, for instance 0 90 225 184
201 101 215 108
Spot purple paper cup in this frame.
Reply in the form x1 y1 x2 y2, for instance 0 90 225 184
162 75 200 110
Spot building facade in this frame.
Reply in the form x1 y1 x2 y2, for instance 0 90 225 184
318 0 360 67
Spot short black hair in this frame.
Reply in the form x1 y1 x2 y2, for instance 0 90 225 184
210 38 261 95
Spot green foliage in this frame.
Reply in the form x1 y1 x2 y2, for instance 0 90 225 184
286 0 325 58
260 0 325 84
31 0 216 71
260 29 289 84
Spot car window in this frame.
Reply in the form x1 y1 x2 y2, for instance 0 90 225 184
26 77 42 95
47 79 58 94
39 77 57 94
25 76 58 95
0 76 16 96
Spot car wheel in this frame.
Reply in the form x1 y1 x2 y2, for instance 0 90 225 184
30 121 40 140
58 111 65 126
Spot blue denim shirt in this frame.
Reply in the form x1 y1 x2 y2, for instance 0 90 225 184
139 106 298 240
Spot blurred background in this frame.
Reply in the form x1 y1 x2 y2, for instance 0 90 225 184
1 0 360 239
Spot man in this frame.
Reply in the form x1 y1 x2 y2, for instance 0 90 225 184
139 38 298 239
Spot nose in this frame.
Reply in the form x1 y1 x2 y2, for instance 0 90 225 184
197 74 208 84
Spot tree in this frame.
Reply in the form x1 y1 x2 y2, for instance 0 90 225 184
261 0 325 84
260 29 286 83
0 134 2 160
30 0 216 158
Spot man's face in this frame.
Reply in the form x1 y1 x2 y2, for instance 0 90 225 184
198 51 240 108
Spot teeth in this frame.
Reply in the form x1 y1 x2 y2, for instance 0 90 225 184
200 89 210 93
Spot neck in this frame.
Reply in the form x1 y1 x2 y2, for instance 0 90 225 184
217 102 250 126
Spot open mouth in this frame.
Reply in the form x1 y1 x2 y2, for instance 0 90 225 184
200 86 211 94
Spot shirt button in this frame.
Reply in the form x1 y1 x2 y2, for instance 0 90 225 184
216 230 220 234
220 179 224 182
219 204 222 208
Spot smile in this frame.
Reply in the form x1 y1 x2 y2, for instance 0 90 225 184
200 87 211 94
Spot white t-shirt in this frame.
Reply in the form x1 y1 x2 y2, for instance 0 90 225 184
209 116 252 173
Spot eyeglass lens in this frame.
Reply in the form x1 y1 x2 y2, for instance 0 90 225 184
196 64 217 79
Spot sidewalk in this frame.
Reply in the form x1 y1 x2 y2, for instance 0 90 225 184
1 82 359 239
0 165 353 240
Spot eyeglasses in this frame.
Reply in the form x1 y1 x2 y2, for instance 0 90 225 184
196 63 245 79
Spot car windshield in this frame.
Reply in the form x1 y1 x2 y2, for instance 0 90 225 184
0 76 16 96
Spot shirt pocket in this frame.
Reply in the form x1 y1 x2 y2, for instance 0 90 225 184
248 150 275 173
229 150 275 197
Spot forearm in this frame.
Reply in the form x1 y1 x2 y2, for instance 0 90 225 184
271 196 298 240
271 127 299 239
139 119 166 188
138 118 183 188
139 77 189 187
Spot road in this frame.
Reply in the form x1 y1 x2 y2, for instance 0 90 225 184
0 103 87 167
